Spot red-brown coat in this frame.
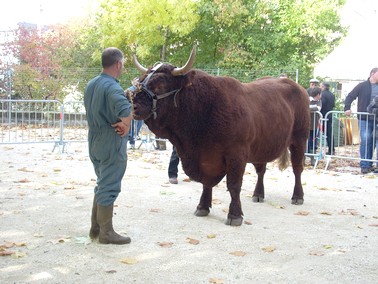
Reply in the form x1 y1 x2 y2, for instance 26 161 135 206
131 51 310 226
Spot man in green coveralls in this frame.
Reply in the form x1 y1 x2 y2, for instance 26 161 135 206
84 47 132 244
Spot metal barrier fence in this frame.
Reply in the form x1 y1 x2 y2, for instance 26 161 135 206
1 100 377 171
0 99 62 146
0 99 162 152
322 111 378 170
305 110 378 170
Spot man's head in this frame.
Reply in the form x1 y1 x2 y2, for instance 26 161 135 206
369 67 378 84
321 82 330 90
102 47 124 78
309 78 319 88
309 87 321 99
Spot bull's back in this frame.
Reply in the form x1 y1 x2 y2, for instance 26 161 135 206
234 78 309 162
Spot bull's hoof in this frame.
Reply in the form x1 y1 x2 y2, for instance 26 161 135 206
225 216 243 226
252 196 264 203
194 209 210 217
291 198 304 205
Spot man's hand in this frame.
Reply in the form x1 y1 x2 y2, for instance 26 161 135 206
112 121 129 137
112 115 132 137
344 110 351 116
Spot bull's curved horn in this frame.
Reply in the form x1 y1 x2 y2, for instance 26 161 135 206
132 54 148 74
171 45 196 76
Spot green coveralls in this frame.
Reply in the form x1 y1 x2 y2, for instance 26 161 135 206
84 73 132 206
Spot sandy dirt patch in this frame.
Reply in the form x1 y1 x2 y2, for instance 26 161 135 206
0 142 377 283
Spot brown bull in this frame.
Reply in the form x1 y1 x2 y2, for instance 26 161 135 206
131 46 310 226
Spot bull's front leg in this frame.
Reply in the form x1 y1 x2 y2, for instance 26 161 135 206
225 186 243 226
194 186 212 217
225 162 245 226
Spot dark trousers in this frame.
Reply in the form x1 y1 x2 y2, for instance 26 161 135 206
168 146 180 178
324 119 335 154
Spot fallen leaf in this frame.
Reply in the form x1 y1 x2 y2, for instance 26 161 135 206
53 168 61 172
294 211 310 216
209 278 225 284
323 244 332 249
106 270 117 274
187 238 199 245
18 167 34 172
309 251 325 256
16 178 30 183
320 211 332 215
207 234 216 239
120 257 138 265
48 236 71 244
212 199 222 205
262 246 276 252
64 186 76 190
12 251 27 258
369 224 378 227
157 242 173 248
150 208 162 213
229 251 246 256
365 175 376 179
0 242 15 249
0 250 15 256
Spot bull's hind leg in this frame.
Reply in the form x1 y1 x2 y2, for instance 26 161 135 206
289 143 305 205
194 186 212 217
252 163 267 203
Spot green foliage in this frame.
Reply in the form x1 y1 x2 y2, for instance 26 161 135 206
187 0 347 85
2 0 348 99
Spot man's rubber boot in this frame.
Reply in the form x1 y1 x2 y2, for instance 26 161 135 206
97 204 131 245
89 196 100 239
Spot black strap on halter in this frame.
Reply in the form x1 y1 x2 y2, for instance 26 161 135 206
139 63 182 120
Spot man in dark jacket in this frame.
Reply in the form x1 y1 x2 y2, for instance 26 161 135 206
321 82 335 155
344 67 378 174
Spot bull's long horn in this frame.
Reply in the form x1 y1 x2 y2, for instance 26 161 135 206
171 45 196 76
132 54 148 74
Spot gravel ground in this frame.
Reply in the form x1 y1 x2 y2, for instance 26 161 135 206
0 142 377 284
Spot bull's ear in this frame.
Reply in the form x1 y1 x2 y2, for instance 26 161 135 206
183 70 196 88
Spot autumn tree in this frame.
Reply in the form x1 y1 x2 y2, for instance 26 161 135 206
5 24 65 100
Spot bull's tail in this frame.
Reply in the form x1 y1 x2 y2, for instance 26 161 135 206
278 149 290 171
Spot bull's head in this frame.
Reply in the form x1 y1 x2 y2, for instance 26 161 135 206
130 46 196 120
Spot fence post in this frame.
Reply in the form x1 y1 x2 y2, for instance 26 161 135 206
53 103 66 153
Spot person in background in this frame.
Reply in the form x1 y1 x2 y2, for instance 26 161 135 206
344 67 378 174
128 119 143 149
320 82 336 155
367 95 378 173
308 87 322 166
125 85 143 149
168 146 180 184
84 47 132 245
307 78 320 95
